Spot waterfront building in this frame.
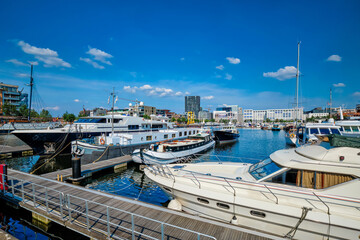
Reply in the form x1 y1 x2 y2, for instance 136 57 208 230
185 96 200 118
156 109 170 117
356 104 360 113
243 108 303 122
0 83 28 115
198 110 212 121
214 105 242 123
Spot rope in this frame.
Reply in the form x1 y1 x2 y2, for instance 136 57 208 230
285 207 311 238
30 141 72 175
92 145 110 163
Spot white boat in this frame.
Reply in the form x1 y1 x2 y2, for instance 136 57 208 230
12 115 173 154
297 120 341 145
285 128 297 146
336 120 360 137
132 133 215 164
145 145 360 239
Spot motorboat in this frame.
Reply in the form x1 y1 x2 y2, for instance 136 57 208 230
213 126 239 143
132 133 215 164
271 124 281 131
285 128 297 146
12 115 174 155
71 128 200 164
145 145 360 239
335 120 360 137
297 120 341 145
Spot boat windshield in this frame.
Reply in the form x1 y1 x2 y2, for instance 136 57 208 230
249 158 282 180
75 118 106 123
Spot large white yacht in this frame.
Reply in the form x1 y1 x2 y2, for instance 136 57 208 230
12 115 173 154
296 120 341 145
145 145 360 239
335 119 360 137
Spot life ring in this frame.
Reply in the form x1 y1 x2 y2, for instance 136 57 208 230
100 138 105 145
290 133 295 138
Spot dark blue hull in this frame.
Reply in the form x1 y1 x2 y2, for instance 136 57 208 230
213 130 240 142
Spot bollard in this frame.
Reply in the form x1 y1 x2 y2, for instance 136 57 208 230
72 157 81 179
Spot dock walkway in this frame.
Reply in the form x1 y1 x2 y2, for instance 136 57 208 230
40 155 132 180
2 169 280 240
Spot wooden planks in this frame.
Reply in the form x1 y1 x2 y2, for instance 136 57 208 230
4 169 280 240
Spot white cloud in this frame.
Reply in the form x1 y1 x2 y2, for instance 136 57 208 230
124 84 188 97
216 65 224 70
139 84 152 90
15 73 28 78
263 66 297 81
203 96 214 100
86 47 113 65
6 59 28 66
225 73 233 80
35 56 71 68
327 55 342 62
353 92 360 97
226 57 240 64
29 61 39 66
16 40 71 68
46 106 60 111
18 41 58 56
74 99 80 102
180 57 185 61
333 83 346 87
80 57 104 69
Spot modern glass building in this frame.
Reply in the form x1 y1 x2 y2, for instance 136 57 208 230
185 96 200 118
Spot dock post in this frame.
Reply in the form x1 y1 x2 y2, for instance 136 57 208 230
72 156 81 179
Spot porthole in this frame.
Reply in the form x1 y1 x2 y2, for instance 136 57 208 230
216 203 230 209
250 210 266 218
197 198 209 204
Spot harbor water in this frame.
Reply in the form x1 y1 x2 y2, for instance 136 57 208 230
0 129 290 239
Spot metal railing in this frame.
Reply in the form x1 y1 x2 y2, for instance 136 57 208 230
0 173 216 240
146 164 360 215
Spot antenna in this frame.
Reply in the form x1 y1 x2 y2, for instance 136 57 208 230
295 41 300 123
28 64 34 121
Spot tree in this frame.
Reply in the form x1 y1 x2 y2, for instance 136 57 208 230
2 102 19 116
143 114 151 120
19 105 29 118
63 111 76 122
170 117 176 122
210 119 215 123
265 118 271 123
40 109 52 121
30 109 39 118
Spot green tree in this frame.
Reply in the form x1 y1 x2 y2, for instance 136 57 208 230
30 109 39 118
19 105 29 118
170 117 176 122
40 109 52 121
63 111 76 122
2 102 19 116
143 114 151 120
210 119 215 123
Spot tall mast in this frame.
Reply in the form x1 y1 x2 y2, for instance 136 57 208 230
329 88 332 117
28 64 34 121
111 87 115 135
295 42 300 122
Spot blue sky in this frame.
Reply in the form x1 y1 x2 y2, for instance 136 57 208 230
0 0 359 116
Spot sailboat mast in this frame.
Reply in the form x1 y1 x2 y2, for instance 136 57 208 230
295 42 300 122
111 87 115 135
28 64 34 121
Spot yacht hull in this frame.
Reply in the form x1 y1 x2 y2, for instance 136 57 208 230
213 131 239 142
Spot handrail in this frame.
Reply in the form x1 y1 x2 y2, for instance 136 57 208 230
0 172 216 240
146 166 360 213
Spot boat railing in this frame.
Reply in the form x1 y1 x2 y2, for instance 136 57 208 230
147 165 360 213
0 172 216 240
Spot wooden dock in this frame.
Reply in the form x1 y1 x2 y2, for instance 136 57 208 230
1 169 281 240
40 155 132 180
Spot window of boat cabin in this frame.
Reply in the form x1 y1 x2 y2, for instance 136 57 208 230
146 136 152 141
188 131 191 135
152 124 164 129
319 128 330 135
184 131 187 136
164 134 168 139
249 158 282 180
113 119 122 123
309 128 319 135
267 169 354 189
179 132 182 137
331 128 341 135
128 125 139 130
344 126 352 132
351 126 359 132
172 134 176 138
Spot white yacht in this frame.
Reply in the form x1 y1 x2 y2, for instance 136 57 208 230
12 115 173 154
336 119 360 137
145 145 360 239
297 120 341 145
132 133 215 164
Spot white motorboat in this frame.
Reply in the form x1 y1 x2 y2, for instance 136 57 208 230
297 120 341 146
145 145 360 239
336 120 360 137
132 133 215 164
